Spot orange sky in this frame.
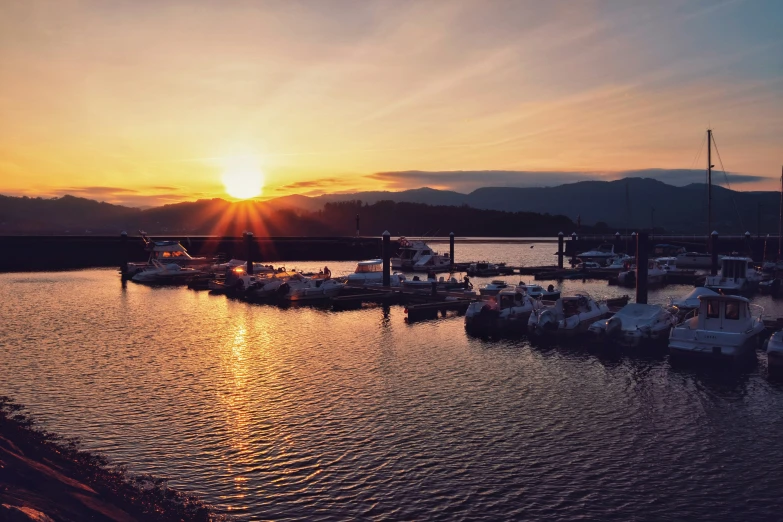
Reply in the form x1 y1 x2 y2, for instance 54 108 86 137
1 0 781 207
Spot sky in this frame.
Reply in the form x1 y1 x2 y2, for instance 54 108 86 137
0 0 781 207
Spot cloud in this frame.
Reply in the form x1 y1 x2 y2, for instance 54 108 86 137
64 186 140 194
367 169 773 193
274 178 342 192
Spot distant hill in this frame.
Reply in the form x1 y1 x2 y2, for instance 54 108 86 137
2 177 779 235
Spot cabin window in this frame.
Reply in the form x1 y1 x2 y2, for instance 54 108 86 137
162 251 172 258
725 303 740 320
707 301 720 319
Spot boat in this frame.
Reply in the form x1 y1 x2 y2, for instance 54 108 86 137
466 261 501 277
759 278 781 295
575 261 602 270
652 244 686 257
576 244 617 266
276 273 345 302
464 288 545 336
478 280 510 296
245 272 297 300
766 329 783 372
346 259 406 287
125 235 210 277
588 303 677 346
607 255 634 270
528 294 611 337
130 259 203 284
403 274 470 292
669 287 719 315
517 282 560 301
616 260 667 287
392 238 451 272
704 256 762 293
675 252 719 269
655 257 691 274
668 294 764 358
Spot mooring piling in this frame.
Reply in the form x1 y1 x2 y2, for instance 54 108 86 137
244 231 254 274
570 232 578 265
120 231 128 275
711 231 719 276
557 232 564 269
382 230 391 287
635 230 649 304
745 231 752 258
356 214 360 237
449 232 455 269
614 232 621 254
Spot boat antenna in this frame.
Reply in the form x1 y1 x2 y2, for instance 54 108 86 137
707 128 712 251
779 165 782 260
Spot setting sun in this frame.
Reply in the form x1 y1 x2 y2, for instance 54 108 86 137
221 159 265 200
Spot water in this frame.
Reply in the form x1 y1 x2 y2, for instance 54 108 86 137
2 242 783 521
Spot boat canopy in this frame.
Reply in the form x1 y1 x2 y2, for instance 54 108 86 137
613 303 665 327
672 287 719 308
355 260 383 273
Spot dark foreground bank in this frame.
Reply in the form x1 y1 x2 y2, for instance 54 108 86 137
0 397 228 522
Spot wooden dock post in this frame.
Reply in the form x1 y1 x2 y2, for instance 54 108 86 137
570 232 578 266
744 231 752 259
120 231 128 275
557 232 564 269
636 230 649 304
382 230 391 287
244 231 254 274
449 232 455 269
711 231 719 276
614 231 621 254
356 214 360 237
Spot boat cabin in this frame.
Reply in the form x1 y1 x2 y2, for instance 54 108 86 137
355 260 383 273
556 295 594 318
719 257 755 279
694 295 755 332
145 240 194 260
497 289 526 309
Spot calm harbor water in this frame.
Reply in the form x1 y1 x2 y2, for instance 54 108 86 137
2 242 783 521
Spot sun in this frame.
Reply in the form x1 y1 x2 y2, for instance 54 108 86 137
221 158 264 200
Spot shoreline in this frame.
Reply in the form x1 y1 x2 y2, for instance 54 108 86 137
0 396 228 522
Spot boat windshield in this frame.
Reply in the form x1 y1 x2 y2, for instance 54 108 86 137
356 263 381 273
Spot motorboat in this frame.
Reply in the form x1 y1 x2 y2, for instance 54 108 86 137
346 259 406 287
478 280 510 296
276 273 345 302
766 329 783 372
528 294 611 337
576 244 617 266
403 274 470 292
392 238 451 272
675 252 718 269
652 244 686 257
517 282 560 301
588 303 677 346
131 259 203 284
464 288 545 336
704 256 762 293
668 294 764 358
655 257 691 274
125 236 210 277
466 261 501 277
575 261 602 270
245 272 297 300
212 258 277 274
759 278 781 295
616 260 667 287
669 287 719 315
607 255 634 270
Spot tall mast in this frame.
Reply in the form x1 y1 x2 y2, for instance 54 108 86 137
707 128 712 250
778 165 782 259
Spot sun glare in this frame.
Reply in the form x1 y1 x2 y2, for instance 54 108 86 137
221 158 264 200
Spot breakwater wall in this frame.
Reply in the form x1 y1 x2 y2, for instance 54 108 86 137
0 235 388 272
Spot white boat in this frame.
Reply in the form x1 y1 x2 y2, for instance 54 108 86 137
575 261 602 270
766 329 783 372
276 273 345 302
528 294 611 337
669 287 719 314
125 237 209 276
403 274 469 292
655 257 691 274
478 280 510 296
212 258 277 274
675 252 716 269
617 260 667 286
704 256 762 293
466 261 501 277
346 259 406 287
392 238 450 272
131 259 203 284
517 282 560 301
245 272 296 300
465 288 545 335
607 255 634 270
576 244 617 266
668 294 764 358
588 303 677 346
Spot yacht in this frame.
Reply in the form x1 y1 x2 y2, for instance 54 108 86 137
478 280 510 296
276 273 345 302
517 282 560 301
125 237 209 277
392 238 450 272
704 256 762 293
576 244 617 266
464 288 545 336
616 260 667 287
668 294 764 358
245 272 297 300
346 260 406 287
131 259 203 284
588 303 677 346
528 294 611 337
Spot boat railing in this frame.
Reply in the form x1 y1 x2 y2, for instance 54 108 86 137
749 304 764 321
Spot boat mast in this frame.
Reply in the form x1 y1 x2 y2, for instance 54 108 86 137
707 129 713 251
778 165 782 260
